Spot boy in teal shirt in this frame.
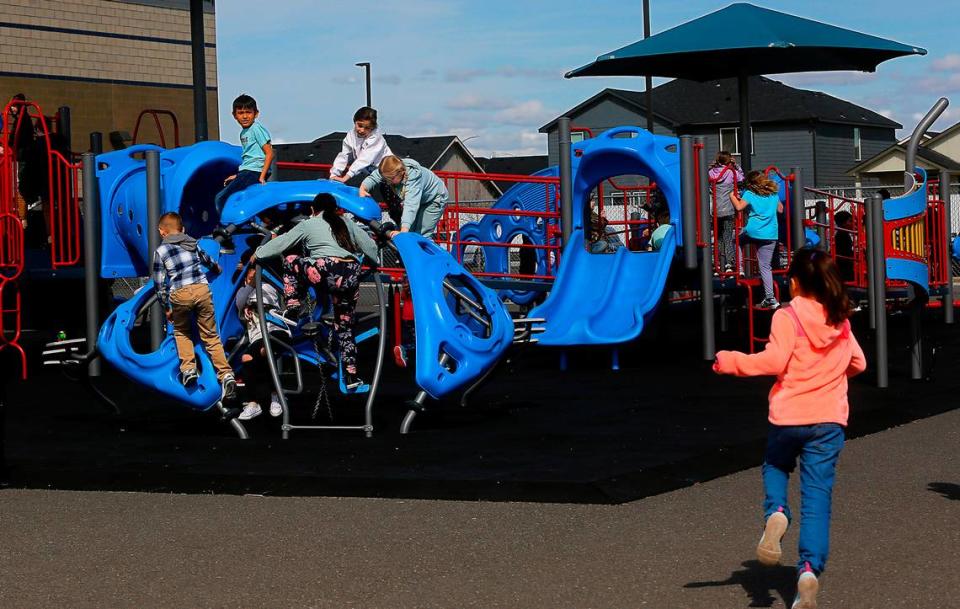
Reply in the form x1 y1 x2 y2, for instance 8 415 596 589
215 94 273 214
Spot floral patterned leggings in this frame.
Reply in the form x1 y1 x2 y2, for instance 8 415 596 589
283 255 362 374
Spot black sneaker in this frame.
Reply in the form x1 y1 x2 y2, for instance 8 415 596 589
181 368 199 386
221 373 238 400
343 372 364 391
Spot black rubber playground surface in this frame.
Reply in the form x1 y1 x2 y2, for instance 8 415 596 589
2 304 958 504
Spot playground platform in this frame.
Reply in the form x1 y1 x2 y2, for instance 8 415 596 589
3 305 958 505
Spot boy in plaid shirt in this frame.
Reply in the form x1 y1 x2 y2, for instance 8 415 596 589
152 212 236 398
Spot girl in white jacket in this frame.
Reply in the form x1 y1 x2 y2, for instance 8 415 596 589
329 107 392 185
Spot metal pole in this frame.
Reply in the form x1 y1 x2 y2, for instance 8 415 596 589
815 200 827 248
146 150 164 349
643 0 653 133
790 167 804 253
89 131 103 155
870 193 888 387
940 169 954 324
737 73 751 173
558 117 574 250
680 135 697 269
356 62 372 107
905 98 948 189
696 137 715 360
189 0 208 142
909 291 922 380
57 106 72 152
82 152 101 376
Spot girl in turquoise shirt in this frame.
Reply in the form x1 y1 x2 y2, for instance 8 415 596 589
731 171 783 309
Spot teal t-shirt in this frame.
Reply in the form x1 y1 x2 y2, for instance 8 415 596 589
741 191 779 240
650 224 672 250
239 122 271 172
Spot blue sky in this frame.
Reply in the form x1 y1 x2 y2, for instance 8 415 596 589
215 0 960 157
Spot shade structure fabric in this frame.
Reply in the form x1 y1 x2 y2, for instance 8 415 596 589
567 3 926 80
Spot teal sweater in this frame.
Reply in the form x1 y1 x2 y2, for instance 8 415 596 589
254 215 378 263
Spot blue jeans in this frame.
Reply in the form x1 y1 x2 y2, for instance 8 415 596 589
215 170 261 214
762 423 845 575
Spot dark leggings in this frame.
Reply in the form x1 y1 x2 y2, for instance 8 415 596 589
283 255 362 374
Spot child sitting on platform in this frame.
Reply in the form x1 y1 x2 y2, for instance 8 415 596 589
649 208 672 251
215 94 273 214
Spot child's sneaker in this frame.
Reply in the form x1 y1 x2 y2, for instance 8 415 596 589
269 393 283 417
393 345 408 368
181 368 198 386
757 297 781 310
792 567 819 609
221 373 238 400
757 511 788 565
238 401 262 421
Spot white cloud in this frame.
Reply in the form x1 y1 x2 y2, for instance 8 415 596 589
331 75 359 85
374 74 402 86
493 100 555 125
443 66 560 83
445 94 512 111
932 54 960 71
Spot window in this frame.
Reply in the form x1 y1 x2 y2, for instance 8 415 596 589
853 127 862 161
570 132 586 143
719 127 754 156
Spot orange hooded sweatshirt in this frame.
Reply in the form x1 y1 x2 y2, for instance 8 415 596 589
715 295 867 426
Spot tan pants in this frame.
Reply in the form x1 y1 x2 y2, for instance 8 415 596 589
169 283 232 381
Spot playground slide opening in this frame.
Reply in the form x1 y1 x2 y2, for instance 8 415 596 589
529 128 682 346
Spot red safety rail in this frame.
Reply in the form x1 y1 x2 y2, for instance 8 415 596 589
132 109 180 148
274 161 564 280
1 99 82 268
802 188 868 289
0 211 26 379
926 181 950 289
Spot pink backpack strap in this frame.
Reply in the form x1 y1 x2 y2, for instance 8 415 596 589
781 305 806 338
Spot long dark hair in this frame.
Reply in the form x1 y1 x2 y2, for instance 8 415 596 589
788 248 852 326
311 193 356 252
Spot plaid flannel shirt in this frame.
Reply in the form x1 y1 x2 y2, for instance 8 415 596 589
152 242 217 309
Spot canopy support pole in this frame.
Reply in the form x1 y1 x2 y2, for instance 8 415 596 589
737 74 751 173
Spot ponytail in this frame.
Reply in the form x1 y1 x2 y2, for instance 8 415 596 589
310 193 357 252
787 248 852 326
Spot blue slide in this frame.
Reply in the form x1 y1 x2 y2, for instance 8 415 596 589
529 128 683 346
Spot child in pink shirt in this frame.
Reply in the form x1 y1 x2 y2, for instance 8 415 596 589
713 248 866 609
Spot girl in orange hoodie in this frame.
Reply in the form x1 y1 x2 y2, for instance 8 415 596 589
714 248 866 609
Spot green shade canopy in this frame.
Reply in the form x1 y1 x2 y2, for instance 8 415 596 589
567 3 926 80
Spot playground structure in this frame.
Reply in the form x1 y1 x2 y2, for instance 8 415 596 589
2 95 956 438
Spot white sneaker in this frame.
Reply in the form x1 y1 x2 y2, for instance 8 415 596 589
791 570 819 608
269 394 283 417
757 511 788 565
238 402 262 421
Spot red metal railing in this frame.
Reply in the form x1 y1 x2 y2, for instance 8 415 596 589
132 109 180 148
802 188 868 289
926 181 949 289
0 211 26 379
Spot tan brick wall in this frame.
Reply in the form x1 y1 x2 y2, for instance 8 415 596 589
1 75 219 151
0 0 219 150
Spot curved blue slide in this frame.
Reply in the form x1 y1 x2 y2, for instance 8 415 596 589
529 128 682 346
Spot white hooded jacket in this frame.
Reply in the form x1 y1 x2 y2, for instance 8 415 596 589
330 128 393 179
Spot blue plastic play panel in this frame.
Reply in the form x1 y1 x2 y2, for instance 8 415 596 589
393 233 514 399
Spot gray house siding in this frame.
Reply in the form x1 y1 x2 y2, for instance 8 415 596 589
545 97 673 165
679 124 815 183
815 124 895 187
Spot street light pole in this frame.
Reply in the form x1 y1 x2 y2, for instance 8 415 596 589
643 0 653 133
356 62 372 107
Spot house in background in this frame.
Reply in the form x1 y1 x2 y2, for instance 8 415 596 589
476 155 549 192
540 76 899 188
847 121 960 190
276 133 500 203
